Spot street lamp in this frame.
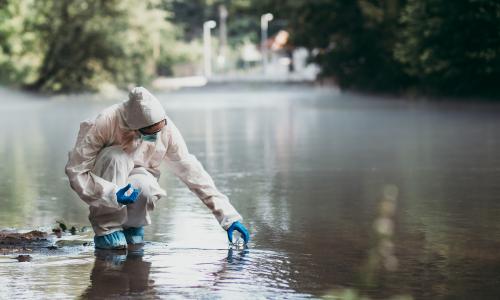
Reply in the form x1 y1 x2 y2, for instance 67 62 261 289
203 20 217 78
260 13 274 74
218 5 228 71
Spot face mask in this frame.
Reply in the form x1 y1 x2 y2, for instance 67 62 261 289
141 132 157 142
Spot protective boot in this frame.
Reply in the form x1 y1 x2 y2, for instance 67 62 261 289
123 227 144 245
94 231 127 250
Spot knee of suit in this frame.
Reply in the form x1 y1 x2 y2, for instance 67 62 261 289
130 177 155 200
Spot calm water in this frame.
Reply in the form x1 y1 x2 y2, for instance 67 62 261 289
1 85 500 299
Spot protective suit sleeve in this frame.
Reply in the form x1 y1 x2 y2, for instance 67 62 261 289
164 121 243 230
65 114 120 209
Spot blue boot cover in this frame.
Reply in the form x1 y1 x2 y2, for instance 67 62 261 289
123 227 144 244
94 231 127 250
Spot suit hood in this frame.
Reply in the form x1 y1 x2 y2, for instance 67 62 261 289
122 87 166 130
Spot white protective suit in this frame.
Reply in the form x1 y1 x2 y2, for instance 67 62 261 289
65 87 242 236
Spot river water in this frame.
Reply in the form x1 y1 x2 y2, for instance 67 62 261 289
0 85 500 299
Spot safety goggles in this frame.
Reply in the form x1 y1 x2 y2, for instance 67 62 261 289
138 119 167 135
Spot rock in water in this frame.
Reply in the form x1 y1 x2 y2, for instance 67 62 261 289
16 254 32 262
0 230 50 247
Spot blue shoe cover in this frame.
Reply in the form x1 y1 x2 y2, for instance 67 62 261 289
123 227 144 244
94 231 127 250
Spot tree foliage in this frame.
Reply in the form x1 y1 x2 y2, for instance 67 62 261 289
0 1 41 85
283 0 409 91
395 0 500 97
163 0 270 45
285 0 500 97
0 0 178 93
30 0 172 93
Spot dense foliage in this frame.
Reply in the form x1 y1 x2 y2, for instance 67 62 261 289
282 0 500 97
0 0 180 92
286 0 410 92
395 0 500 97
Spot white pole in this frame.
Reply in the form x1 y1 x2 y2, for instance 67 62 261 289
203 20 217 78
260 13 273 75
218 5 228 71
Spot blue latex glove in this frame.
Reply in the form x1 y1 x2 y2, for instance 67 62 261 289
116 184 140 205
227 221 250 244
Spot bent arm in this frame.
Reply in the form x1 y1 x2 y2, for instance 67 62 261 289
65 116 120 209
164 120 242 229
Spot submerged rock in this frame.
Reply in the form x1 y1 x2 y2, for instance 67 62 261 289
16 254 32 262
0 228 93 258
0 230 50 246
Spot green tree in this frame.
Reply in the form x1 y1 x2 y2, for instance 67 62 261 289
163 0 265 46
162 0 207 41
395 0 500 97
25 0 171 92
286 0 409 91
0 0 181 93
0 0 40 86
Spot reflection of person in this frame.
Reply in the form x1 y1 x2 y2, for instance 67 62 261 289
226 247 249 265
65 87 249 249
81 250 154 298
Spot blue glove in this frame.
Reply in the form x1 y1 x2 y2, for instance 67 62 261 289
227 221 250 244
116 184 140 205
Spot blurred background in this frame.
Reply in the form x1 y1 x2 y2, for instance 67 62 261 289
1 1 500 300
0 0 498 97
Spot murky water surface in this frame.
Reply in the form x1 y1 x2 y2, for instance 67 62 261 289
1 86 500 299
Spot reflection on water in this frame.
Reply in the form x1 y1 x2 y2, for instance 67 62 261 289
1 86 500 299
81 244 306 299
82 250 154 299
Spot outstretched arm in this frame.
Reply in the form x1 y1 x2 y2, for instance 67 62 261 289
164 119 242 230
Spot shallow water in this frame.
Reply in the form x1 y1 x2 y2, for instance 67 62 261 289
1 86 500 299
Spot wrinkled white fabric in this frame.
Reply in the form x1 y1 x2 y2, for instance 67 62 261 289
122 86 167 130
65 88 242 235
84 145 166 235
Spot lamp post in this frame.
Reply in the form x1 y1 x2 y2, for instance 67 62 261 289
260 13 274 74
203 20 217 78
218 5 228 71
